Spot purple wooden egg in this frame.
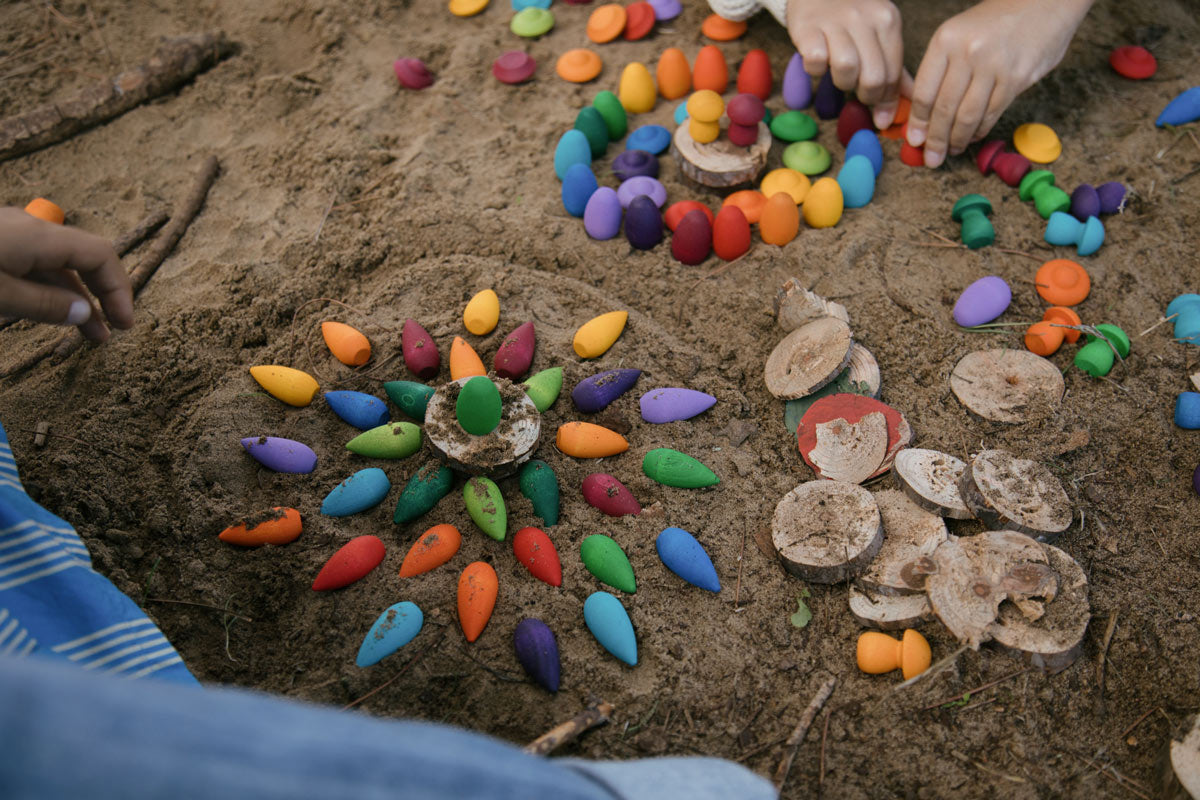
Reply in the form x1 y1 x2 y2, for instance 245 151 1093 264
393 58 433 90
782 53 812 109
616 176 666 209
494 321 535 380
241 436 318 474
813 71 844 119
639 387 716 423
582 473 641 516
513 618 560 693
1069 184 1100 221
584 187 622 240
952 275 1011 327
1097 181 1126 214
612 149 659 181
624 195 663 250
572 368 642 412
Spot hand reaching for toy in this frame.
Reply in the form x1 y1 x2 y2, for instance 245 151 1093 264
785 0 906 129
0 208 133 342
905 0 1095 168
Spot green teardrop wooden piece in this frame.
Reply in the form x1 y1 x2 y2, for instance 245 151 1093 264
518 459 560 526
580 534 636 593
642 448 720 488
456 376 503 435
383 381 436 422
346 422 422 459
464 476 507 541
393 463 454 524
522 367 563 413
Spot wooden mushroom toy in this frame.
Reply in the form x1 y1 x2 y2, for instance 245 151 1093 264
856 629 931 679
951 194 994 250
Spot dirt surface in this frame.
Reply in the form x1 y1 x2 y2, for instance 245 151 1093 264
2 0 1199 796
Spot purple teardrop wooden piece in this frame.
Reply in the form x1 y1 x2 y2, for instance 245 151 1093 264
639 387 716 423
402 318 440 379
582 473 641 516
813 72 844 119
494 321 535 380
572 368 642 412
240 436 318 473
1096 182 1126 214
513 618 560 692
1069 184 1100 221
782 53 812 109
624 195 663 250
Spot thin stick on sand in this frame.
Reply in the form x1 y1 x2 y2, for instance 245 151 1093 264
524 702 614 756
774 676 837 791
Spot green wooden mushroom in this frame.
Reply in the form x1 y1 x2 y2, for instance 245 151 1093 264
951 194 995 250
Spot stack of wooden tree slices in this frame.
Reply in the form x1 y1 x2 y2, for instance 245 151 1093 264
950 349 1065 423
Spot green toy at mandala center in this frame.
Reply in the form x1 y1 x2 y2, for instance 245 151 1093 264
457 376 503 436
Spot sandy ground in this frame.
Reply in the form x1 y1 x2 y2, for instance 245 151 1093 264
1 0 1199 796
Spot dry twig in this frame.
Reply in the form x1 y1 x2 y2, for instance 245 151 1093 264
524 702 614 756
774 676 837 791
342 627 447 711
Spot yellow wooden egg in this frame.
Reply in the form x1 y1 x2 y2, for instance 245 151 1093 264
250 365 319 407
573 310 628 358
463 289 500 335
689 118 720 144
321 321 371 366
685 89 724 123
448 0 488 16
801 177 843 229
759 168 810 204
618 63 657 113
1013 122 1061 164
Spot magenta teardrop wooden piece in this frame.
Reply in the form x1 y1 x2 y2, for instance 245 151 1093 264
582 473 641 516
494 321 536 380
402 318 440 379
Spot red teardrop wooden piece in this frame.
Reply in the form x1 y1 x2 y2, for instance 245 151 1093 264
513 526 563 586
312 534 386 591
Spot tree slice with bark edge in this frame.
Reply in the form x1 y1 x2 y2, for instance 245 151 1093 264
670 120 772 188
774 277 850 332
797 394 912 481
1167 714 1200 800
848 585 934 630
764 317 854 400
893 448 973 519
990 542 1089 674
958 449 1072 542
923 531 1058 650
949 349 1065 424
803 411 889 484
783 344 881 433
772 480 883 584
859 489 948 596
423 377 540 478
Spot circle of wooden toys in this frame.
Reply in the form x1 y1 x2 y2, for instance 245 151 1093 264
795 394 912 484
856 629 932 680
393 58 434 89
951 194 994 249
1045 211 1104 256
1012 122 1061 164
1035 258 1090 306
493 51 537 84
959 449 1072 541
772 480 883 583
1074 323 1129 377
556 49 603 83
950 349 1064 423
1018 170 1070 219
23 197 64 224
892 448 972 519
423 376 541 477
764 316 853 399
1156 86 1200 127
1109 45 1156 79
858 490 947 596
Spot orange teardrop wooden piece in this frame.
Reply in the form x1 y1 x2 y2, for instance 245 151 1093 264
219 508 302 546
321 321 371 366
457 561 499 642
450 336 487 380
399 524 463 577
556 421 629 458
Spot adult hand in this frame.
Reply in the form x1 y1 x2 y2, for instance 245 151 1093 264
0 207 133 341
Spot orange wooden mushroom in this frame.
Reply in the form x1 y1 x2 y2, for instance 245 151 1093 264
856 629 931 679
24 198 64 224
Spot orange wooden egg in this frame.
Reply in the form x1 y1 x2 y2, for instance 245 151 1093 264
219 508 301 546
24 198 64 224
722 190 766 224
449 336 487 380
399 523 462 577
692 45 728 93
457 561 499 642
556 421 629 458
321 321 371 366
1024 321 1064 356
1042 306 1082 343
856 629 931 679
656 47 691 100
759 192 800 246
736 49 772 100
712 205 750 261
701 13 746 41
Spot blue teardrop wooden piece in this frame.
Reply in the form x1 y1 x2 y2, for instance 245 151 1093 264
325 391 390 430
321 468 391 516
656 527 721 592
583 591 637 665
356 601 423 667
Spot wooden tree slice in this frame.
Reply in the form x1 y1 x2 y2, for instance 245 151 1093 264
784 344 881 433
805 411 888 484
924 531 1057 649
893 448 973 519
772 480 883 584
671 120 771 188
774 277 850 332
849 585 934 630
990 542 1089 674
859 490 948 596
959 449 1072 541
424 377 541 478
764 317 854 400
797 394 912 481
949 349 1065 424
1167 714 1200 800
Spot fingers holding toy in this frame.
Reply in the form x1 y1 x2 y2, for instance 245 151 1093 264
786 0 903 106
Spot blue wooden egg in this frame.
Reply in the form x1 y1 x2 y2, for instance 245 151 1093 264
656 527 720 592
554 129 592 180
356 601 423 667
583 591 637 665
626 124 671 155
584 187 622 240
1176 392 1200 429
325 391 390 430
844 129 883 176
837 155 876 208
321 467 391 516
562 163 599 218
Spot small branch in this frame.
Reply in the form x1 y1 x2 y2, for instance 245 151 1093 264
112 209 169 256
733 523 747 610
922 666 1029 711
773 676 837 791
1118 706 1162 740
144 597 253 622
4 426 126 459
1096 612 1118 709
818 707 832 795
524 701 614 756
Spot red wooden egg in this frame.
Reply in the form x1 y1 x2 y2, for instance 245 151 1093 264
711 205 750 261
671 209 713 265
836 99 873 146
1109 45 1156 80
992 152 1031 187
582 473 641 516
664 201 714 231
513 526 563 586
900 140 924 167
494 320 536 380
975 140 1005 175
623 2 655 40
402 318 440 379
312 534 386 591
736 49 772 101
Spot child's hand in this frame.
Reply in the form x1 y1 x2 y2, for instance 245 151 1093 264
905 0 1095 168
785 0 905 129
0 208 133 342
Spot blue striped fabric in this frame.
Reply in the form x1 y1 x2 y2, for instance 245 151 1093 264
0 422 196 684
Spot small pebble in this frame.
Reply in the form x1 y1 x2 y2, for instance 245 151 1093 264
953 275 1011 327
575 107 610 158
1069 184 1101 221
656 47 692 100
692 45 728 93
463 288 500 335
553 129 592 180
1096 181 1126 214
759 193 800 245
712 205 750 260
618 62 656 113
592 90 628 139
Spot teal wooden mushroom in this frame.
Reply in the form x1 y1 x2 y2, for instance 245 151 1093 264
951 194 994 249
